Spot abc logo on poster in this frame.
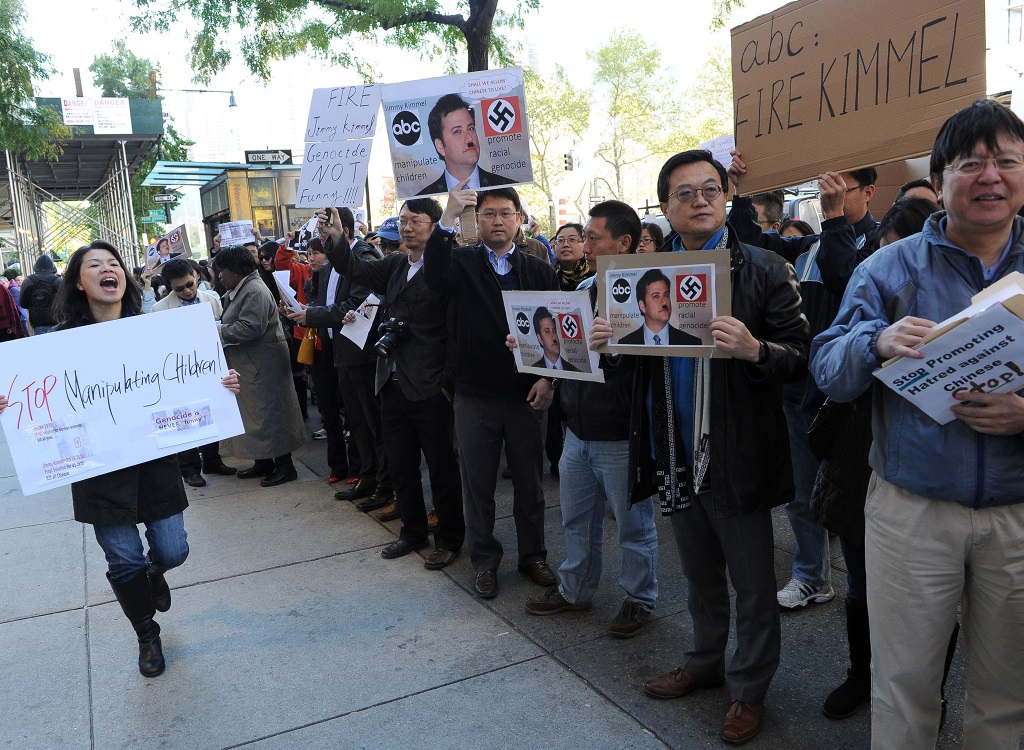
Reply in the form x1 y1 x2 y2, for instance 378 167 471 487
611 278 632 304
391 111 422 146
516 311 531 335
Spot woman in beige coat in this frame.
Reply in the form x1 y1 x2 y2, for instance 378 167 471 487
213 245 306 486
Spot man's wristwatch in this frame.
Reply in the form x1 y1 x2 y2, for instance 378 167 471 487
756 340 769 365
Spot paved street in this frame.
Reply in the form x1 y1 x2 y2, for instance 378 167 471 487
1 423 970 750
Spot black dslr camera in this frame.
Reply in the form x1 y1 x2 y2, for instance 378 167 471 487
374 317 408 358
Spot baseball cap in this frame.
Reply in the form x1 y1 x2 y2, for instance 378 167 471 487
377 216 401 241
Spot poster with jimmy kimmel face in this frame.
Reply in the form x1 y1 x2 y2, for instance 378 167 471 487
596 250 733 358
380 67 534 199
502 291 604 383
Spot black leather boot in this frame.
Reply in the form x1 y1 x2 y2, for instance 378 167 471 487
823 601 871 719
108 570 165 677
236 458 274 479
146 556 171 613
261 453 298 487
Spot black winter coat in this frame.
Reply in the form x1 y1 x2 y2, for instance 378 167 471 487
630 227 810 518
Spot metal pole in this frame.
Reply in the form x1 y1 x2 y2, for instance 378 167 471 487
120 141 140 258
6 151 25 271
26 171 44 256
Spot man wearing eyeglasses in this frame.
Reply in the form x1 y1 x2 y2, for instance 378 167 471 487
423 184 559 600
813 99 1024 750
592 150 808 744
151 257 236 487
315 199 463 571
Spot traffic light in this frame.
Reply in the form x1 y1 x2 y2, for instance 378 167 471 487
563 152 574 171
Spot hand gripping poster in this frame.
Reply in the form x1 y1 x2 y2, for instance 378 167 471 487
380 68 534 199
596 250 732 358
502 291 604 383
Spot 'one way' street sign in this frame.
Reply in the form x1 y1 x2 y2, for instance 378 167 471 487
245 149 293 165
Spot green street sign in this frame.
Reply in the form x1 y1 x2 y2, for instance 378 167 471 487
146 209 165 220
141 216 160 224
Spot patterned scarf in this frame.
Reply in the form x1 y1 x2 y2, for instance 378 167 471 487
556 257 593 291
651 226 727 514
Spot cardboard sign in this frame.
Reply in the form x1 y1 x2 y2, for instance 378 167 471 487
596 250 732 358
296 139 373 208
502 291 604 382
304 85 380 142
380 67 533 199
0 305 244 495
730 0 985 194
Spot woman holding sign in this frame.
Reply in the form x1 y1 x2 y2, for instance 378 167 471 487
0 241 241 679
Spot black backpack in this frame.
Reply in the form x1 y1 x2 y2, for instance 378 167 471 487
28 280 58 325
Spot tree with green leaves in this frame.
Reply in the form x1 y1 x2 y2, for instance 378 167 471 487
589 30 683 204
520 66 589 233
711 0 745 30
679 49 733 147
0 0 70 159
130 0 540 79
89 45 194 239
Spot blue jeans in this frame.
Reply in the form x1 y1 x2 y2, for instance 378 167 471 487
93 513 189 583
782 401 831 587
556 430 658 609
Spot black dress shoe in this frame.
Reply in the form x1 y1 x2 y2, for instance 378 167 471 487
237 461 274 479
424 548 458 570
474 570 498 599
518 560 557 587
334 478 376 501
356 487 393 512
261 468 298 487
381 538 429 559
183 473 207 488
203 463 237 476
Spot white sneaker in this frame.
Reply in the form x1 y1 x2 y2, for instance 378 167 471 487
312 428 327 440
777 578 835 609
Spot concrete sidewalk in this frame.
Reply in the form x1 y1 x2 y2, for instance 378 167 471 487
1 425 968 750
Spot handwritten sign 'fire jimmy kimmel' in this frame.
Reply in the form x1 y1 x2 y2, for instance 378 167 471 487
296 85 380 208
730 0 985 194
0 305 244 495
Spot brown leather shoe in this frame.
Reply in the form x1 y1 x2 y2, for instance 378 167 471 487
377 501 400 522
426 510 439 532
721 700 763 745
643 669 725 700
518 560 557 587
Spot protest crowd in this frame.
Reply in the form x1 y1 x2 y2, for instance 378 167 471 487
2 96 1024 750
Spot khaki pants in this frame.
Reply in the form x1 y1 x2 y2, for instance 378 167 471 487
865 473 1024 749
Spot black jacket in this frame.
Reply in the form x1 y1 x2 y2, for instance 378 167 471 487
423 225 558 400
729 196 877 410
560 284 636 439
19 256 62 327
630 226 810 518
324 242 456 400
306 238 383 369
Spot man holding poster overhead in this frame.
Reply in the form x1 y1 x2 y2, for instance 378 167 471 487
424 184 558 600
812 99 1024 749
593 150 807 744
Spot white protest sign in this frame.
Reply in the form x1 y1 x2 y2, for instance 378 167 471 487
296 139 373 208
219 221 255 245
701 134 736 168
273 271 303 314
503 291 604 383
341 293 381 349
380 67 533 199
304 85 380 142
874 300 1024 424
0 305 244 495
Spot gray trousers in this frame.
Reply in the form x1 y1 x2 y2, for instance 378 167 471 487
454 392 547 573
670 493 780 704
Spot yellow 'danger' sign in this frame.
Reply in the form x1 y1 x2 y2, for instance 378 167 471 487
730 0 985 194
